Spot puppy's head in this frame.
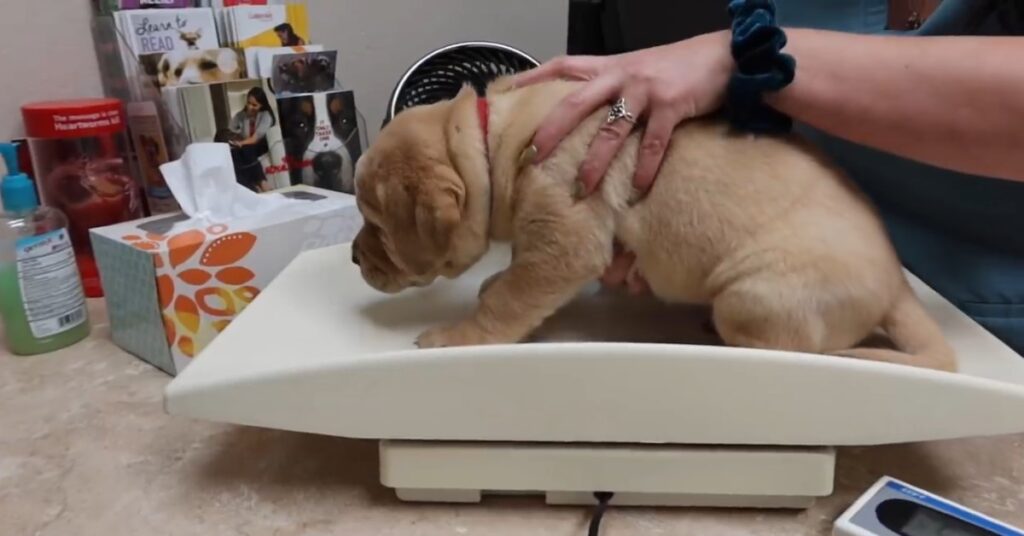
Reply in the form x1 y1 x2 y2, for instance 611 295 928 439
178 29 202 47
352 88 484 294
158 49 240 87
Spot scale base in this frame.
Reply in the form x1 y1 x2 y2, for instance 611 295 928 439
380 441 836 509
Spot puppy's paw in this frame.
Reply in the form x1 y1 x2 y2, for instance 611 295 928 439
416 322 503 349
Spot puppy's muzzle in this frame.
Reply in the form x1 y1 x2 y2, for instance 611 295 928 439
351 247 361 266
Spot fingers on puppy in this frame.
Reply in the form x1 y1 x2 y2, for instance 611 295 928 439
532 75 620 162
509 54 600 89
577 92 646 199
631 110 677 201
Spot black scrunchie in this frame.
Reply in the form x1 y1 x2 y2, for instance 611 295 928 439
724 0 797 134
995 0 1024 33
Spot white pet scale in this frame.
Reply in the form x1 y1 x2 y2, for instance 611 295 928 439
164 244 1024 509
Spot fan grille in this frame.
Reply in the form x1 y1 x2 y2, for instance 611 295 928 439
386 42 540 124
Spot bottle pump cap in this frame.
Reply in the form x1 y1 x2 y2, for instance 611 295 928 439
0 142 39 213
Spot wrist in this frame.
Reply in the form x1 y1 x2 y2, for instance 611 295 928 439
701 29 737 74
723 0 796 134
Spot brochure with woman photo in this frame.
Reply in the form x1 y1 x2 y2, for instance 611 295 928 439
163 79 290 192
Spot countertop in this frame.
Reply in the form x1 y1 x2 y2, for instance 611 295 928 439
2 299 1023 536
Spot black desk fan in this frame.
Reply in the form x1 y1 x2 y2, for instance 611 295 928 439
382 41 541 128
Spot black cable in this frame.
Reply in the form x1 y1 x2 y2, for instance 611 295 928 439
588 492 615 536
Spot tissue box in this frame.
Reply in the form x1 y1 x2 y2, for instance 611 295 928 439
90 185 362 376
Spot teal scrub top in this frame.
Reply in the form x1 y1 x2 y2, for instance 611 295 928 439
773 0 1024 354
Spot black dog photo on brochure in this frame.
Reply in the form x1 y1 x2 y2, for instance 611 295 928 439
277 90 363 194
271 51 338 95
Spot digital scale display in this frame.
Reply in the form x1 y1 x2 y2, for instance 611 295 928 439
878 498 995 536
834 477 1024 536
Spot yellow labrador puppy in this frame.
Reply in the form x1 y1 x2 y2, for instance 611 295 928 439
351 79 956 372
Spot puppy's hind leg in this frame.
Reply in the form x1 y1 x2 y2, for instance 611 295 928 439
711 278 830 354
710 263 892 357
712 270 955 372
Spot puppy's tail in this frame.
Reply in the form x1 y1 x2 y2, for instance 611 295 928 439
836 283 958 372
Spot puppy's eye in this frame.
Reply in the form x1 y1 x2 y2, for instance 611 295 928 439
175 67 184 78
199 60 219 70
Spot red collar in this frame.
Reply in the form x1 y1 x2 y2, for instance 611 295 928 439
477 97 490 151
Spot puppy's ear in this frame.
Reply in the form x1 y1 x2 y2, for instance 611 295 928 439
216 49 239 73
378 164 465 275
414 169 463 251
300 99 315 117
329 95 344 115
157 56 171 83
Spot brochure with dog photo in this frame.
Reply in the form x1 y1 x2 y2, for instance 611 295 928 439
114 7 220 57
228 3 310 48
163 79 291 192
277 90 363 194
271 50 338 95
139 47 248 89
243 45 324 78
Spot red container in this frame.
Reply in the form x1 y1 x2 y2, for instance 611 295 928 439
22 98 144 298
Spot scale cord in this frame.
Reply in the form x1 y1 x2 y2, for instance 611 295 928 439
588 492 615 536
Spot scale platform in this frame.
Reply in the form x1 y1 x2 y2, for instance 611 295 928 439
164 243 1024 509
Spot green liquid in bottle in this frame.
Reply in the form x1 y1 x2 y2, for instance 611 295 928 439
1 140 91 356
0 216 91 356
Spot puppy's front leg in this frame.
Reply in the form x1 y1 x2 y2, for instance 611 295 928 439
477 270 505 298
477 243 513 298
417 217 610 348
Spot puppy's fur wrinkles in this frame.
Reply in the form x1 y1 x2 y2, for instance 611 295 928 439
352 80 957 372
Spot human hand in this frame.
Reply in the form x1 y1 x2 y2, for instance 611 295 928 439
509 30 734 199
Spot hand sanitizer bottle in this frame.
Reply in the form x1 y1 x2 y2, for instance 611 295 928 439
0 142 90 355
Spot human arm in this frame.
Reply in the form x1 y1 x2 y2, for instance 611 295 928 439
226 114 247 147
231 113 273 147
512 28 1024 197
767 28 1024 183
233 134 260 147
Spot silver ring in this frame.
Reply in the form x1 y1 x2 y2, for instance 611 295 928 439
606 97 637 124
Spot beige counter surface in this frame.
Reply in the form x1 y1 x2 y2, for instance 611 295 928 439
2 300 1023 536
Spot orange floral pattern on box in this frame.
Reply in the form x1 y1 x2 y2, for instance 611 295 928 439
122 224 261 360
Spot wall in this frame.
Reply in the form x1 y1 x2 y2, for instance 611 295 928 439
307 0 567 139
0 2 105 140
0 0 568 142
